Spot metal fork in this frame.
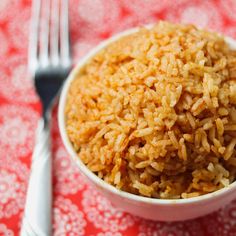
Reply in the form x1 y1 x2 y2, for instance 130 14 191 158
21 0 71 235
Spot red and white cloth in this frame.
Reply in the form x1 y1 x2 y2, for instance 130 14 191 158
1 0 236 235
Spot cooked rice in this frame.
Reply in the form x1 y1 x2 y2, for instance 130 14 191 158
65 21 236 199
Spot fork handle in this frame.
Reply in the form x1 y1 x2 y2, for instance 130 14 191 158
21 119 52 236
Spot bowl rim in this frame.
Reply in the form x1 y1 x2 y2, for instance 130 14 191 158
58 24 236 205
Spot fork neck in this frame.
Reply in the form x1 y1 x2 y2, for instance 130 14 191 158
34 68 70 122
42 108 52 127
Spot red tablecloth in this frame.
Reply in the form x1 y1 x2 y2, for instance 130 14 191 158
1 0 236 235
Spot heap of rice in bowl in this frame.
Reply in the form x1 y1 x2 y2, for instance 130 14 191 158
66 22 236 199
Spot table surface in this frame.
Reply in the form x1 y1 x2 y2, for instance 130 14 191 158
1 0 236 235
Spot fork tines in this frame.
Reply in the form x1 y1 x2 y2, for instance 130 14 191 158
28 0 71 74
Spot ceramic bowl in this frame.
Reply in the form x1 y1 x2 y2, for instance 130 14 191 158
58 26 236 221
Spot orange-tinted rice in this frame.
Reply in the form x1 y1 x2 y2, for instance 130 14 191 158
65 22 236 199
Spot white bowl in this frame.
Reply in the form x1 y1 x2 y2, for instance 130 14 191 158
58 26 236 222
